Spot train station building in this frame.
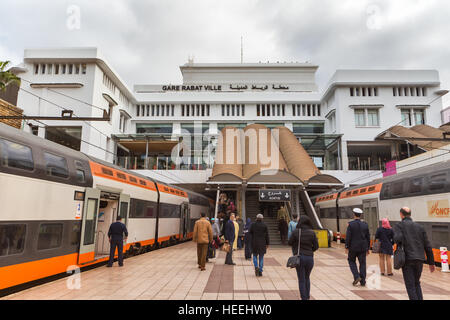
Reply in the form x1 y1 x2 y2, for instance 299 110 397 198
11 47 447 194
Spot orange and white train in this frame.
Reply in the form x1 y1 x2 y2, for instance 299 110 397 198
0 123 214 294
313 160 450 265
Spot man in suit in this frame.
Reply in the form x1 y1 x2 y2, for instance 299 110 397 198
394 207 435 300
224 213 236 265
193 212 213 271
345 208 370 286
107 216 128 267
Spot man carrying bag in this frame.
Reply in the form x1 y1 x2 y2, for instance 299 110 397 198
393 207 435 300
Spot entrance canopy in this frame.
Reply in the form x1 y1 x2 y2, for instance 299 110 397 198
208 124 342 188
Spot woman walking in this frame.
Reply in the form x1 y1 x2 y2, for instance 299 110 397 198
288 216 319 300
375 218 394 276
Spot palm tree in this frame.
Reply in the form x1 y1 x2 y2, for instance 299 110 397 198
0 61 21 91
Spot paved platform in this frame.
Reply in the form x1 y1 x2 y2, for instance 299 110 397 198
2 242 450 300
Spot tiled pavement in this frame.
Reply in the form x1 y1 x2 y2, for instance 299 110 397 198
2 242 450 300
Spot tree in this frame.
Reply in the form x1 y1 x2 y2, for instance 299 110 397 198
0 61 21 91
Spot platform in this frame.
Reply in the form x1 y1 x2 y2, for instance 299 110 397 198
2 242 449 300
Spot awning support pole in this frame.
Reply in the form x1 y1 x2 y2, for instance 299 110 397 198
145 138 149 169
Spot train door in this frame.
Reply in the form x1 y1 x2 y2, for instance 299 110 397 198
180 203 190 240
363 199 379 240
78 188 101 265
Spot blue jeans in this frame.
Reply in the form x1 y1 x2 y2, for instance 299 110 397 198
295 254 314 300
402 260 424 300
348 250 367 284
253 254 264 272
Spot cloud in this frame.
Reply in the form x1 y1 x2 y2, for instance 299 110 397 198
1 0 450 105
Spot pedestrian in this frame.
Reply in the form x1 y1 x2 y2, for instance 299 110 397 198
288 214 298 254
277 205 289 245
237 215 244 250
224 213 236 265
249 214 270 277
345 208 370 286
233 214 239 251
375 218 394 276
193 212 213 271
244 217 252 260
211 218 221 258
393 207 435 300
288 216 319 300
107 216 128 267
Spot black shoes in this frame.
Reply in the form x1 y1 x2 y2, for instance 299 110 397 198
353 277 361 286
255 268 262 277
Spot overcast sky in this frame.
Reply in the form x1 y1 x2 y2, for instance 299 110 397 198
2 0 450 106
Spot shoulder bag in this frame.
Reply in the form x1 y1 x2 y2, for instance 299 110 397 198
287 229 302 268
393 223 406 270
372 240 381 254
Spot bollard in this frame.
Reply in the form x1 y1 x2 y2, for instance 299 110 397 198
337 232 341 245
441 247 449 273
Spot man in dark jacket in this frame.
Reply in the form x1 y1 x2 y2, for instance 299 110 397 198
249 214 270 277
107 216 128 267
393 207 435 300
345 208 370 286
224 214 236 265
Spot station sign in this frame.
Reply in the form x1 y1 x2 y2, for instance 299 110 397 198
259 189 291 202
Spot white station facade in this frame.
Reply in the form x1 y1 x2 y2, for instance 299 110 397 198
13 47 446 186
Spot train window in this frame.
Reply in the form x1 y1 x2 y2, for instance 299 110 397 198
360 188 367 193
160 203 180 218
116 172 127 180
76 169 85 183
70 222 81 246
409 177 423 194
0 224 26 256
129 176 137 183
84 199 98 245
432 225 448 247
382 184 391 198
368 186 376 192
130 198 156 218
0 139 34 171
44 152 69 178
37 223 63 250
392 182 404 196
429 173 447 191
101 167 113 176
139 180 147 186
352 190 358 195
346 191 351 197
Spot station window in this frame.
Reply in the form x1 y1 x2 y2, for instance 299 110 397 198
0 224 26 256
44 152 69 179
37 223 63 250
0 139 34 171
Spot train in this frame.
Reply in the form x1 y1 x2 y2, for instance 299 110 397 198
0 122 214 293
312 160 450 265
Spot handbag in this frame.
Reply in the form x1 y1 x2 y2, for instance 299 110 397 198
372 240 381 254
221 241 231 253
287 229 301 268
393 223 406 270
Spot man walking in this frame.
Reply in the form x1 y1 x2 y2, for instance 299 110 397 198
107 216 128 267
277 205 289 245
394 207 435 300
249 214 270 277
345 208 370 286
224 214 236 265
193 212 213 271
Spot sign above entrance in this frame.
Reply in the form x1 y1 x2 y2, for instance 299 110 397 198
259 189 291 202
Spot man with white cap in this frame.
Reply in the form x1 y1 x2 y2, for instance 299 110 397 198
345 208 370 286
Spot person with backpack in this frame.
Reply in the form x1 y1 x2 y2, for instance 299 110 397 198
393 207 435 300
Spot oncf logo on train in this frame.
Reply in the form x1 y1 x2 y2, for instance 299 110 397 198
427 200 450 218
